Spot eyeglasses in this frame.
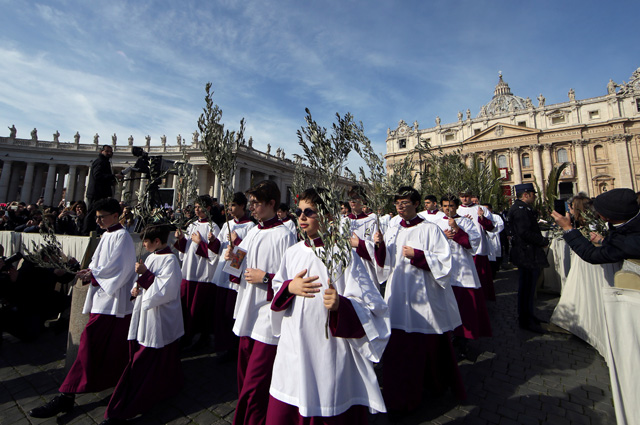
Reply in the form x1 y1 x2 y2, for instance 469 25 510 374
394 200 413 207
295 208 317 218
95 212 116 221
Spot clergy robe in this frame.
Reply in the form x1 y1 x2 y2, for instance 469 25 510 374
433 215 492 339
231 217 297 425
59 224 136 394
456 203 496 301
418 209 445 223
374 216 466 411
343 212 380 288
266 241 389 424
280 216 298 235
211 217 255 352
174 219 221 342
105 247 184 420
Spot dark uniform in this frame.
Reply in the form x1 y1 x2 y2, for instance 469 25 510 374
507 186 549 331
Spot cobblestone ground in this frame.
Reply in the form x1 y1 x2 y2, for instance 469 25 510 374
0 268 616 424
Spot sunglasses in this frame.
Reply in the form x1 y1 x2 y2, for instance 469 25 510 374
295 208 317 218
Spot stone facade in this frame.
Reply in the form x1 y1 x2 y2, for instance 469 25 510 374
0 135 299 206
385 66 640 198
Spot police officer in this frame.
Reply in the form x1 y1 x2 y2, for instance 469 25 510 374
507 183 549 333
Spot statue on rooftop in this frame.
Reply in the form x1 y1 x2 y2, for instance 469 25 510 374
161 134 166 147
607 79 617 95
568 88 576 101
128 135 134 146
436 116 441 126
466 109 471 120
53 131 60 143
94 133 100 144
8 125 16 139
74 131 80 144
248 136 253 148
177 134 182 147
537 93 545 107
31 128 38 141
267 143 271 155
112 133 117 145
192 130 199 145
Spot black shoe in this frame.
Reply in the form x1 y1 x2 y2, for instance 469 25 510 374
29 394 74 418
99 418 128 425
519 322 546 334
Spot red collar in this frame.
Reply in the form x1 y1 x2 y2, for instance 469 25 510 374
304 237 324 248
234 216 252 224
155 246 173 255
443 215 460 219
107 223 123 232
258 216 282 229
399 215 424 228
347 212 368 219
198 219 208 223
426 210 438 215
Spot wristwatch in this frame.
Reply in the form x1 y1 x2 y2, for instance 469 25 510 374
262 273 270 285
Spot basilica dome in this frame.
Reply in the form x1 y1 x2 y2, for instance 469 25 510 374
477 74 529 118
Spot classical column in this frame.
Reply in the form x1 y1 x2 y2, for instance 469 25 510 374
6 163 21 202
509 147 522 185
0 160 13 202
232 168 240 192
32 165 45 202
21 162 36 204
573 140 589 196
613 135 634 189
113 168 124 201
197 165 208 195
53 167 66 205
43 164 57 206
530 145 544 190
76 167 88 203
542 144 553 185
66 165 78 203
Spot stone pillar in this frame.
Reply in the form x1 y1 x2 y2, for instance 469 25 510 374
530 145 544 190
197 166 208 195
613 135 634 190
20 162 36 203
0 160 13 202
214 175 222 199
113 168 124 201
6 163 21 202
76 167 88 203
509 147 522 185
542 144 553 185
66 165 78 203
32 164 45 202
232 168 240 192
573 140 589 196
43 164 57 206
53 167 66 206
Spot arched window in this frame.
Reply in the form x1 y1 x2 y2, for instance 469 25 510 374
521 153 530 168
497 154 507 168
557 148 568 163
594 145 606 161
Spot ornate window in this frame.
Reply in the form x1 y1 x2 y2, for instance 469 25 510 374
398 139 406 149
594 145 606 161
557 148 568 163
497 154 507 168
521 153 530 168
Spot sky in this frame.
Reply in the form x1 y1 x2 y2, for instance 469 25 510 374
1 0 639 170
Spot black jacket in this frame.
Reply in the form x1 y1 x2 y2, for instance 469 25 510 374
563 213 640 264
85 154 115 201
507 199 549 269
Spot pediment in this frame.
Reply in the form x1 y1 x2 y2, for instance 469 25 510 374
465 123 540 143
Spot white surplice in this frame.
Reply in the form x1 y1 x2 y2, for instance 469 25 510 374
83 227 137 318
433 215 482 289
456 204 494 256
179 220 221 283
128 251 184 348
212 218 256 290
270 242 390 417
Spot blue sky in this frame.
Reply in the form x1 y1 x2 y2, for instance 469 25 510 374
1 0 639 169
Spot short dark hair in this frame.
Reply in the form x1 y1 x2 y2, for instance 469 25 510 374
424 194 437 203
278 203 289 213
101 145 112 152
394 186 421 204
348 185 368 204
481 202 493 211
340 201 351 213
141 224 171 244
247 180 280 206
93 198 121 216
299 187 332 216
195 195 213 209
440 194 460 207
232 192 248 209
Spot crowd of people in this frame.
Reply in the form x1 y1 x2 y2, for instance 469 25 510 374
3 169 640 424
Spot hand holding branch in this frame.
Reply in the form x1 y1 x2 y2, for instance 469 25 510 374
323 281 339 311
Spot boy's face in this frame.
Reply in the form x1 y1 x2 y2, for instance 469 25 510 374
277 209 288 219
459 194 472 205
340 204 349 216
441 200 458 218
249 196 275 221
194 203 208 219
424 199 437 211
143 237 163 252
394 198 418 220
95 210 118 229
349 198 364 214
229 202 245 219
296 200 319 239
